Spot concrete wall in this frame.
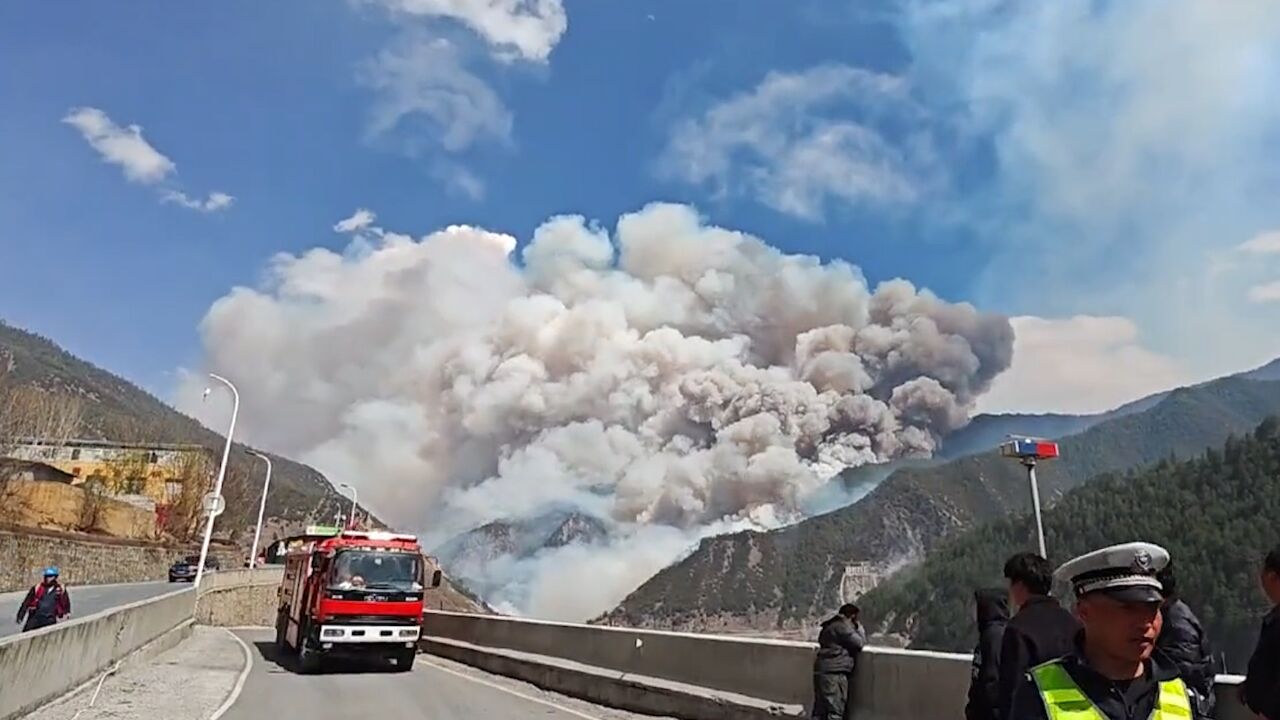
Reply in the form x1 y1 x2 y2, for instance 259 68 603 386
195 567 284 627
423 611 1256 720
0 528 192 592
0 586 196 720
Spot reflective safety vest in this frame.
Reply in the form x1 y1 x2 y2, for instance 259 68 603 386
1031 661 1193 720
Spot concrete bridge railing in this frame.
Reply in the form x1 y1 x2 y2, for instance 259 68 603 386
0 586 196 719
0 567 285 720
422 610 1256 720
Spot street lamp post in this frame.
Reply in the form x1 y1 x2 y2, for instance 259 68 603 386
195 373 239 588
247 450 273 570
337 482 358 530
1000 436 1060 559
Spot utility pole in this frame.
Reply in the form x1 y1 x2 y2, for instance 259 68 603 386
195 373 239 588
247 450 272 570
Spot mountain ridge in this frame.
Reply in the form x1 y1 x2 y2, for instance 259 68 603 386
857 416 1280 672
602 372 1280 633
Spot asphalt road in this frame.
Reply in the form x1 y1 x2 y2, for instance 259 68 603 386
0 580 177 639
221 630 669 720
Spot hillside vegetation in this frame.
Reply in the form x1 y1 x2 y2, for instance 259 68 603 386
604 375 1280 632
859 417 1280 672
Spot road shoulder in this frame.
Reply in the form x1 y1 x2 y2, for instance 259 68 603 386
23 626 248 720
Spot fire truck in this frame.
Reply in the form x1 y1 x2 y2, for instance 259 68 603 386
274 526 442 673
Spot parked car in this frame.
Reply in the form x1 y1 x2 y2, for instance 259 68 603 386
168 554 219 582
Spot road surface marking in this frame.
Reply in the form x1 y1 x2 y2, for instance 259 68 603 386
211 629 254 720
420 657 605 720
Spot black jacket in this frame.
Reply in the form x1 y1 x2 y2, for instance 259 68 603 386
966 588 1009 720
1008 636 1207 720
1154 597 1215 715
1244 604 1280 719
997 595 1081 719
813 614 866 675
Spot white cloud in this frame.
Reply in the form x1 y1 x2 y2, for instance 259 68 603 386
162 190 235 213
976 316 1192 416
359 34 513 153
1248 281 1280 304
335 208 378 234
62 107 175 184
1239 231 1280 255
659 65 929 221
371 0 567 62
64 106 235 214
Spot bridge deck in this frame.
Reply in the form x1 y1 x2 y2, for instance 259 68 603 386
220 629 671 720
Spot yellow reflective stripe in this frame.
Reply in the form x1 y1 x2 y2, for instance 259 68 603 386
1152 678 1193 719
1031 662 1106 720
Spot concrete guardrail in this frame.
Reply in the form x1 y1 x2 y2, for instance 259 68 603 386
195 567 284 627
422 611 1256 720
0 568 283 720
0 586 196 720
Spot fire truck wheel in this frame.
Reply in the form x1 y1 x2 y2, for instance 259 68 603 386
297 643 321 674
393 648 416 672
274 612 289 654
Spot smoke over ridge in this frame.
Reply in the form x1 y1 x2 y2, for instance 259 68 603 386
184 202 1013 619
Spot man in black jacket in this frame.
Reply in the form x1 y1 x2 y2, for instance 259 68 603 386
1244 545 1280 720
1154 561 1216 715
965 587 1009 720
997 552 1081 719
812 603 866 720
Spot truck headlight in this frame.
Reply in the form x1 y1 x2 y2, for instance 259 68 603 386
398 628 419 638
322 628 345 638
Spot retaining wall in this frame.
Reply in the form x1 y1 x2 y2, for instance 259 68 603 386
0 586 196 720
422 611 1256 720
0 528 192 592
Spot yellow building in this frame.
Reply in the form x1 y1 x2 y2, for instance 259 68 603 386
7 438 214 508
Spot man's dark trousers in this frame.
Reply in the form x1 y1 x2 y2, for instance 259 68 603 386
813 673 852 720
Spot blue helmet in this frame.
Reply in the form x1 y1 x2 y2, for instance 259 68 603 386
43 566 59 578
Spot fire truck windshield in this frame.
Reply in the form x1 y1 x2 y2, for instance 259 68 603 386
328 550 422 591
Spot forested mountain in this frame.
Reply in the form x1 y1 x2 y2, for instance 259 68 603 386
858 417 1280 672
603 376 1280 633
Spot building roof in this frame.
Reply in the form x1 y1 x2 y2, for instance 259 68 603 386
9 437 211 453
0 458 76 482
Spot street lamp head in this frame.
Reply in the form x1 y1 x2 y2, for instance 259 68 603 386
202 387 212 401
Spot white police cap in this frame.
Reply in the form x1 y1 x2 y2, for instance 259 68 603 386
1054 542 1169 603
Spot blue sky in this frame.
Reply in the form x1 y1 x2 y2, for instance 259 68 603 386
3 0 1280 416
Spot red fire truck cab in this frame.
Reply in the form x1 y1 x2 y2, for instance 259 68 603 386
275 527 442 673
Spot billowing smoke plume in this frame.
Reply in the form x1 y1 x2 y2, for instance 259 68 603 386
183 203 1012 619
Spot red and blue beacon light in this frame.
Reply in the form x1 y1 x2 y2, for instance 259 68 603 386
1000 437 1060 463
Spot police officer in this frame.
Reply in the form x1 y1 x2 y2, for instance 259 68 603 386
1007 542 1205 720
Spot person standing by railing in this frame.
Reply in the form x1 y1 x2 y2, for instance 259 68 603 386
965 587 1009 720
1153 560 1216 715
812 603 865 719
996 552 1080 718
1243 545 1280 720
15 566 71 632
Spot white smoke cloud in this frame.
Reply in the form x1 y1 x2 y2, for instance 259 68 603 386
180 202 1012 619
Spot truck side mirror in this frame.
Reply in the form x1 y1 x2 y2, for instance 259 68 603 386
310 555 323 572
430 569 442 588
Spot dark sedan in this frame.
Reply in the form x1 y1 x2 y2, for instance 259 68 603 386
168 554 219 582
